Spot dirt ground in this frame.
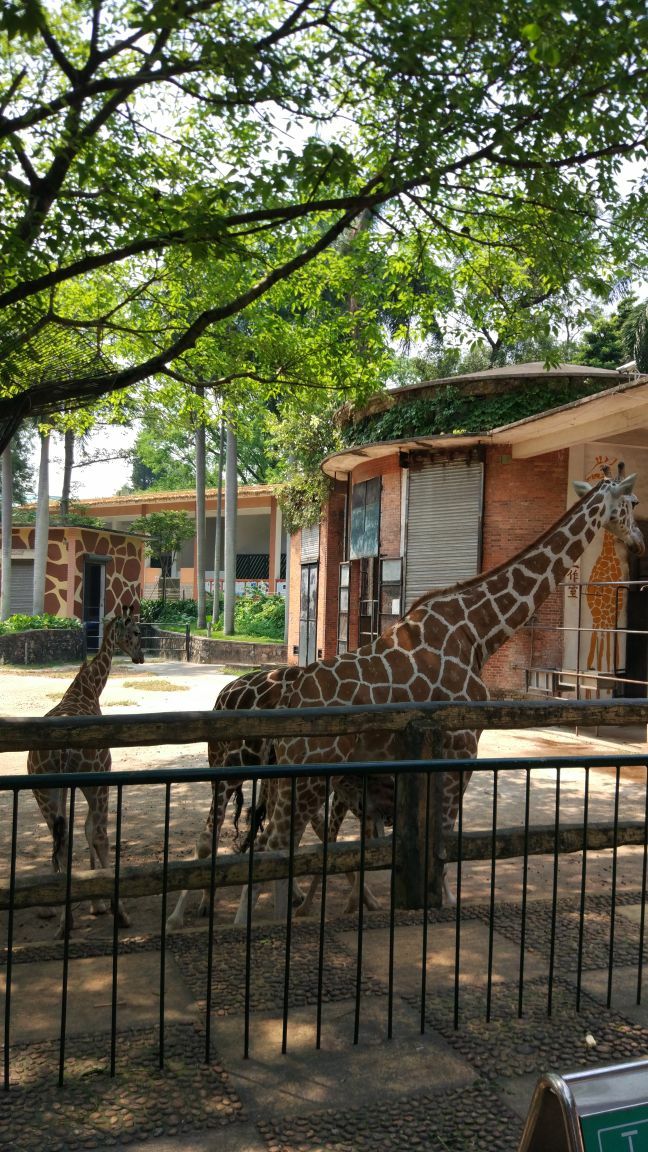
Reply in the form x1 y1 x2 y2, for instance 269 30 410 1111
1 657 647 949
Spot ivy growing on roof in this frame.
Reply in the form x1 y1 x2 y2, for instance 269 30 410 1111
347 377 615 445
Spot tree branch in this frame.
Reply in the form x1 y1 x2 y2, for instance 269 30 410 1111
0 189 381 447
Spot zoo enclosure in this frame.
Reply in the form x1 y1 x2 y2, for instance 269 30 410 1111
2 697 648 1088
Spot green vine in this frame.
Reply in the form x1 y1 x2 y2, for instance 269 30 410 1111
275 474 332 535
348 379 613 445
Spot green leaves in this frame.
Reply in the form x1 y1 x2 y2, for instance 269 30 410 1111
0 0 42 39
0 0 646 447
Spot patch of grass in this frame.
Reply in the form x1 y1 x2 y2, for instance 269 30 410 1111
121 678 188 692
4 665 80 676
159 624 283 644
104 698 137 707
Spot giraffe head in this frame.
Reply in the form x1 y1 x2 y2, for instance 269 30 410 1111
112 603 145 663
573 462 645 556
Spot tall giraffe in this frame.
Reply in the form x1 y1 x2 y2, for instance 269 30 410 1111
233 468 644 923
28 603 144 936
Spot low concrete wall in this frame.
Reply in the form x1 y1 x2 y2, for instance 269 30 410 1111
141 625 287 667
0 628 85 665
189 633 287 667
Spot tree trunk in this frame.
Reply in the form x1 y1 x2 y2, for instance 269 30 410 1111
223 425 237 635
1 445 12 620
59 429 75 523
212 420 224 625
33 431 50 615
195 387 207 629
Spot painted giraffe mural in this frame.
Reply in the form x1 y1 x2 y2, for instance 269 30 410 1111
580 461 632 677
228 467 644 923
28 603 144 936
586 530 626 673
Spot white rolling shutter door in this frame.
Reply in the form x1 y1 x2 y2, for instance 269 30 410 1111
9 559 35 614
404 459 483 609
301 524 320 563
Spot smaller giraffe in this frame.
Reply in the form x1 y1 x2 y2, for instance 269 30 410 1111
28 603 144 937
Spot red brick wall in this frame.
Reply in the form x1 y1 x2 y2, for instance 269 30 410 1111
481 446 569 693
290 446 570 690
318 486 347 660
379 461 402 556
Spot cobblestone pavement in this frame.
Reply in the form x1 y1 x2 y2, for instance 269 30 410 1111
3 890 648 1152
2 662 648 1150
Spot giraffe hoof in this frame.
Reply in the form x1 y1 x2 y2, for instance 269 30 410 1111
55 913 74 940
363 894 381 912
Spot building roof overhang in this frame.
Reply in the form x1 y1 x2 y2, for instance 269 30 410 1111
322 375 648 477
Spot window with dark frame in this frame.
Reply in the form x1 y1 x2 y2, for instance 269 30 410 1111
350 477 381 559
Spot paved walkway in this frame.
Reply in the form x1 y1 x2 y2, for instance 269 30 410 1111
2 664 648 1151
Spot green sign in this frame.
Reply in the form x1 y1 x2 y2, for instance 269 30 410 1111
581 1104 648 1151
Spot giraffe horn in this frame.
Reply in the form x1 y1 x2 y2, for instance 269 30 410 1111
601 464 611 478
617 460 625 481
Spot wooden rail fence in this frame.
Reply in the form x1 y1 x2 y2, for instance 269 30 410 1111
1 697 647 912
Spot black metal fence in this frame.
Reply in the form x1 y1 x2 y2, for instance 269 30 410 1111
2 699 648 1090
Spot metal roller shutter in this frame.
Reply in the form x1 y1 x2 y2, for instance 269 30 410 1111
8 559 35 614
404 459 483 609
300 523 320 563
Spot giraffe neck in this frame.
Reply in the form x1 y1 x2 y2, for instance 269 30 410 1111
64 618 118 705
415 483 609 669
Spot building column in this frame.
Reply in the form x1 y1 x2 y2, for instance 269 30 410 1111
268 498 282 593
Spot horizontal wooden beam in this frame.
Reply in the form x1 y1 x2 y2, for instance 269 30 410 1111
0 821 642 911
0 838 391 911
1 698 647 753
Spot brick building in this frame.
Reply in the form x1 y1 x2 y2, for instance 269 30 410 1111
286 364 648 698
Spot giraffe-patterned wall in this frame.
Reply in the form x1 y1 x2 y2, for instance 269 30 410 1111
9 526 143 617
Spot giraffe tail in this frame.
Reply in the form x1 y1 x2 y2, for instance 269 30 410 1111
52 815 67 871
238 799 267 854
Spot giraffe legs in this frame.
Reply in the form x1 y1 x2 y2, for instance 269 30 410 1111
234 779 319 925
30 768 129 935
296 793 382 917
80 785 130 927
166 780 228 933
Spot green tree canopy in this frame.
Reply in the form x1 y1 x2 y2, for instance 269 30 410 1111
128 510 195 563
0 0 646 451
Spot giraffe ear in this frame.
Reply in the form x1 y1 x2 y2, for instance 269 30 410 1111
612 473 637 497
573 481 591 497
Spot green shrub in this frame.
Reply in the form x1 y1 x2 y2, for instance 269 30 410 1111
0 613 82 636
139 598 198 625
233 592 285 640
